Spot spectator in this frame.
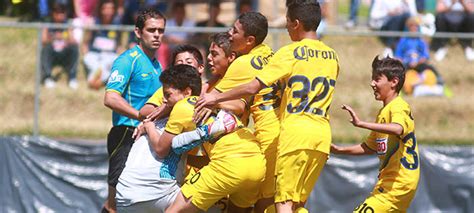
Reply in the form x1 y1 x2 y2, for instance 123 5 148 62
82 0 122 90
345 0 360 29
41 3 79 89
237 0 254 14
72 0 97 42
164 2 195 48
369 0 417 57
431 0 474 61
194 0 226 56
395 16 445 96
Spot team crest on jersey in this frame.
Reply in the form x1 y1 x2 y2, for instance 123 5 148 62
250 53 273 70
129 50 138 57
376 138 388 155
187 97 198 105
108 70 124 83
293 45 337 61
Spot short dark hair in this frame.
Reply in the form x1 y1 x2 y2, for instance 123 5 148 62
171 44 204 66
160 64 202 96
135 8 166 30
51 2 67 14
372 56 406 93
287 0 321 32
237 12 268 45
209 32 233 56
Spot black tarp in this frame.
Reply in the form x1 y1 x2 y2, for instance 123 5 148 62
1 136 473 212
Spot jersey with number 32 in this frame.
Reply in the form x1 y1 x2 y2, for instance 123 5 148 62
364 96 420 210
256 38 339 155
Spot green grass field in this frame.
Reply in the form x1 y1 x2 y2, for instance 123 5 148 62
0 25 473 144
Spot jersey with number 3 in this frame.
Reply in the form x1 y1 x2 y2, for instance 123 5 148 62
256 38 339 155
364 96 420 210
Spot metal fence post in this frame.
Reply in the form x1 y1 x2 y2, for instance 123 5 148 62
33 25 42 139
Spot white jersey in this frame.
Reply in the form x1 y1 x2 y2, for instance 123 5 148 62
116 118 186 208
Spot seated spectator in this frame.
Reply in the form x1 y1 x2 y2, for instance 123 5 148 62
395 17 445 96
41 3 79 89
164 2 195 49
369 0 417 57
82 0 122 90
431 0 474 61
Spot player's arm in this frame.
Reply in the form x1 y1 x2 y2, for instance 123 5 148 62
195 78 265 112
104 91 140 120
173 110 240 155
342 104 403 136
146 123 174 158
331 143 375 155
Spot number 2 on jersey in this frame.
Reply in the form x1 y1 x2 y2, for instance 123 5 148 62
286 75 336 116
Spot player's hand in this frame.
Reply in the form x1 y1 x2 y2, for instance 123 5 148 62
341 104 362 127
147 104 169 121
330 143 341 154
133 122 146 140
193 106 213 124
195 93 218 113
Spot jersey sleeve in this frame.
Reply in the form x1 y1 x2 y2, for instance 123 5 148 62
146 87 164 106
256 47 293 87
165 99 195 135
214 57 255 92
364 131 378 151
105 55 133 94
390 103 411 136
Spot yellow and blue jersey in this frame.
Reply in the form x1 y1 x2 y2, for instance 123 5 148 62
256 38 339 155
364 96 420 210
165 97 261 161
106 45 162 127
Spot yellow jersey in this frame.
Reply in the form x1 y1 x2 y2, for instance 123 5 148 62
165 96 262 161
215 43 278 127
364 96 420 211
146 87 164 107
257 38 339 155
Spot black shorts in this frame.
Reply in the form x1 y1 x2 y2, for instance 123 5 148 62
107 125 135 187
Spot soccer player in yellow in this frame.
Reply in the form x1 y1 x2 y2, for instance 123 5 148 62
331 56 420 212
195 2 339 212
139 44 205 120
191 12 279 212
151 68 265 212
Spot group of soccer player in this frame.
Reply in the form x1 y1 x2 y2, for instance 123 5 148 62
103 0 420 213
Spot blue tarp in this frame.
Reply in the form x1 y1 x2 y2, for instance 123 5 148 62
1 136 473 212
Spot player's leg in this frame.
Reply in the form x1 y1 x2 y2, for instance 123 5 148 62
104 126 135 213
254 133 278 213
228 154 266 212
274 150 328 213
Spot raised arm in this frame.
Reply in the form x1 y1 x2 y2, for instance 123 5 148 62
195 78 265 112
342 104 403 135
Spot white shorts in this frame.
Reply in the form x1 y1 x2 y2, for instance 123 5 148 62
117 186 180 213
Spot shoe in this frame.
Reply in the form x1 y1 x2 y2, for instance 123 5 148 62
69 79 78 90
434 47 448 61
465 47 474 61
382 47 393 57
44 78 56 88
344 20 356 29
